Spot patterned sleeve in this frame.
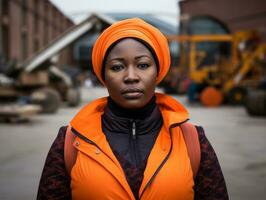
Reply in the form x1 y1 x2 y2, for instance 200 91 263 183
37 126 71 200
194 126 229 200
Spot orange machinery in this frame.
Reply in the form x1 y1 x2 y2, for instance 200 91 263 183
165 31 266 106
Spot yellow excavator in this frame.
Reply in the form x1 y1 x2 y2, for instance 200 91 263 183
165 30 266 106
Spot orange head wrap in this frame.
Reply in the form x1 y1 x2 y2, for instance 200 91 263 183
92 18 170 85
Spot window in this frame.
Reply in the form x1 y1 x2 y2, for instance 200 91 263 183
21 33 28 59
34 38 39 52
187 16 229 35
1 25 9 60
2 0 9 16
33 13 39 32
33 0 39 33
183 16 231 65
21 0 27 26
43 20 49 45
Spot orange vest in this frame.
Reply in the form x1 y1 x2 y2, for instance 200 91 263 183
70 93 194 200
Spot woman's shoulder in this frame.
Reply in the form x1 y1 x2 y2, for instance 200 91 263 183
195 125 206 140
194 125 213 148
58 126 68 139
58 126 68 134
193 125 217 153
50 126 68 151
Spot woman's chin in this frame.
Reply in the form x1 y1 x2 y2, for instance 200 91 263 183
120 99 147 110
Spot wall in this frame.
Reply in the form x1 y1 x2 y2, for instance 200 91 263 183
0 0 74 66
179 0 266 40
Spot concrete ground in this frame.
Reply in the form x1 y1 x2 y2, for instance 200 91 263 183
0 86 265 200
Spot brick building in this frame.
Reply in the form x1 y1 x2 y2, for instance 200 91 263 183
179 0 266 40
0 0 74 67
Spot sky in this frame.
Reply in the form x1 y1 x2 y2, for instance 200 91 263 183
50 0 180 26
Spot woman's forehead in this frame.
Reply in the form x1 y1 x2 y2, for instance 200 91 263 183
106 38 154 58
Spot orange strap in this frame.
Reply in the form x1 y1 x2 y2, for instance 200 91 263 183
64 123 201 177
64 126 77 175
180 122 201 178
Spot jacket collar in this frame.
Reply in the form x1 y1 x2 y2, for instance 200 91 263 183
70 93 189 139
102 101 162 135
156 93 189 127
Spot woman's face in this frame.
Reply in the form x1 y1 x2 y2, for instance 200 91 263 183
104 38 157 109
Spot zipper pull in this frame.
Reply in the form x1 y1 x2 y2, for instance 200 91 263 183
132 121 136 140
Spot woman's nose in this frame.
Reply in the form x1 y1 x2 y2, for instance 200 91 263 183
124 66 139 83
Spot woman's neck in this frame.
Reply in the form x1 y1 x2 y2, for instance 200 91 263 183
106 96 156 120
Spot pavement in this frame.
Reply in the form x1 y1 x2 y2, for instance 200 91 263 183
0 86 265 200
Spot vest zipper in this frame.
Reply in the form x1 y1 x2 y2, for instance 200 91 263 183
139 120 188 199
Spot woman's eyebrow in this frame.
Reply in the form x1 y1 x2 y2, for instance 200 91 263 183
108 57 124 62
135 55 150 59
109 55 150 61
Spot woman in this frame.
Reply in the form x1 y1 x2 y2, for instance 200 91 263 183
37 18 228 200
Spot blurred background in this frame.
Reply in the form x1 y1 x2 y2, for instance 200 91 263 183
0 0 265 199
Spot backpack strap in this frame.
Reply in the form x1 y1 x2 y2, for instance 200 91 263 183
64 125 77 175
180 122 201 178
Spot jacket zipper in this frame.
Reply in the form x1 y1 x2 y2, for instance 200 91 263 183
139 120 188 199
132 121 136 140
131 120 140 168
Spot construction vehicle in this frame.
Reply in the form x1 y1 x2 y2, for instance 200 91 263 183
244 61 266 116
0 51 82 118
0 61 81 116
165 30 266 106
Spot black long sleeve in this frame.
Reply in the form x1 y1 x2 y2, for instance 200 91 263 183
37 126 71 200
194 126 229 200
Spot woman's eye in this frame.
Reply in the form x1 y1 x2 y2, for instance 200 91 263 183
110 65 124 72
138 63 149 69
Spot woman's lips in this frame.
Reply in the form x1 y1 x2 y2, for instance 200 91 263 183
121 89 144 99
